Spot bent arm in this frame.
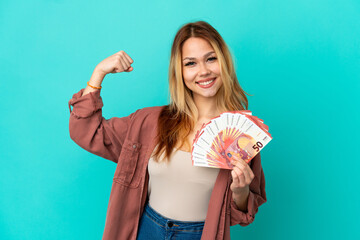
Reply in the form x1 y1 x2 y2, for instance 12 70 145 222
68 88 137 163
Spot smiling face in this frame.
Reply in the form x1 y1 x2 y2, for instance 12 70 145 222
182 37 223 100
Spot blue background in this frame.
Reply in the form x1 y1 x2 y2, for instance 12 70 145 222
1 0 359 239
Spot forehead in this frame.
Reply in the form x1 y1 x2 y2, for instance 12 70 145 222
182 37 214 57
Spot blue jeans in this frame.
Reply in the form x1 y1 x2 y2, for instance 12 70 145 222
136 202 205 240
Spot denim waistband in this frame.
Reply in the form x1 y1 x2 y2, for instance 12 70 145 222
144 203 205 230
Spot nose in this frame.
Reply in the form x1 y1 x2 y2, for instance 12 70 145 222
199 62 211 76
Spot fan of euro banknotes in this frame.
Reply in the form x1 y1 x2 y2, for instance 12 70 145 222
191 110 272 170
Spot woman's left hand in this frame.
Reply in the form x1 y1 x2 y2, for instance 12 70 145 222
230 157 255 195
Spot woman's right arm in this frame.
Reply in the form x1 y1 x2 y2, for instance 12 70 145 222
82 50 134 97
68 51 135 163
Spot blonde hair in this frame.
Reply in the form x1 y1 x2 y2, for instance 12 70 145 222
152 20 251 163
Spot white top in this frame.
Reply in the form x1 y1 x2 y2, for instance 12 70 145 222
147 148 220 221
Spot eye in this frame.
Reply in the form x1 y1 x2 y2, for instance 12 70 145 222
184 57 217 67
184 61 195 66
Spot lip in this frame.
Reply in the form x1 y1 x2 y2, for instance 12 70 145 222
196 77 216 88
196 77 216 83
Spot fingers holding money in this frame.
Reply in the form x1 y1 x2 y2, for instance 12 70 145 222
230 158 255 188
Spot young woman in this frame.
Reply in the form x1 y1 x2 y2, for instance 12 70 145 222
68 21 266 240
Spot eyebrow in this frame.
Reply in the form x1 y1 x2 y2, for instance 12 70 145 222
182 51 215 61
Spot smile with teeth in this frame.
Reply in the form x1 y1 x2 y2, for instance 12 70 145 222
197 78 215 85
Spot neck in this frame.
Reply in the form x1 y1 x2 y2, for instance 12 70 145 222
193 94 221 121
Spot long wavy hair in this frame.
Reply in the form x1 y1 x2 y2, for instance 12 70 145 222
151 20 251 163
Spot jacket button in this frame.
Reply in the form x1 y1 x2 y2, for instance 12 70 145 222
132 144 137 149
167 222 173 227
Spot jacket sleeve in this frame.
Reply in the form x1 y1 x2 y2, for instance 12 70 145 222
68 88 138 163
229 152 267 226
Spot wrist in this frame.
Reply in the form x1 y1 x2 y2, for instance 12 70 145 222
232 185 249 197
89 68 106 86
232 186 250 211
94 66 107 77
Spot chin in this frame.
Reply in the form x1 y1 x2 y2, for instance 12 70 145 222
193 90 219 98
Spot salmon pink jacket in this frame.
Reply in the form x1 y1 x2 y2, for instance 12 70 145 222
68 88 267 240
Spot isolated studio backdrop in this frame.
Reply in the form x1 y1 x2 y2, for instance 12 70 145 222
0 0 359 239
